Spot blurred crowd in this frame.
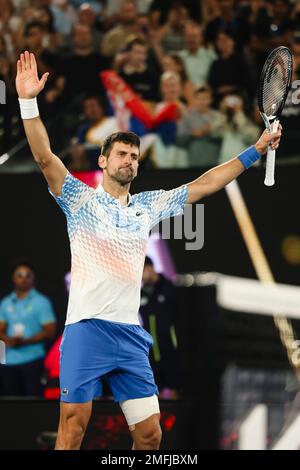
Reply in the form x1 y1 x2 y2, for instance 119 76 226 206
1 0 300 168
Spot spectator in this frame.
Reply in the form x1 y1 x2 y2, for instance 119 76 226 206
246 0 293 79
267 0 293 47
68 95 119 170
158 3 190 53
153 71 188 168
0 37 16 153
149 0 201 24
0 260 56 396
208 30 254 106
214 94 260 163
139 257 181 399
61 24 109 103
22 20 65 114
178 22 217 87
161 53 195 105
205 0 251 49
100 69 180 163
101 1 142 59
118 36 160 102
35 6 60 51
177 86 221 167
78 2 103 52
49 0 78 37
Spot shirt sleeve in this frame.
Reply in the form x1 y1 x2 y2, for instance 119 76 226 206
140 185 188 229
48 172 93 218
38 298 56 326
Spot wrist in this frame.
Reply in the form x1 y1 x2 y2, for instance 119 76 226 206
238 145 261 169
18 97 39 119
254 142 265 155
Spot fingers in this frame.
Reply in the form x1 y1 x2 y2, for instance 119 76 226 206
263 121 282 150
20 52 26 73
17 59 21 75
24 50 30 70
19 51 32 72
30 52 37 72
271 129 282 150
39 72 49 89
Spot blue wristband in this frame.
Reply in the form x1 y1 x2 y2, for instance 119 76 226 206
238 146 261 169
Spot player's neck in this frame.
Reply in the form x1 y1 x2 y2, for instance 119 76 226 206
102 179 130 206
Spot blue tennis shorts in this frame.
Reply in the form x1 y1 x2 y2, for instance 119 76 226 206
59 318 158 403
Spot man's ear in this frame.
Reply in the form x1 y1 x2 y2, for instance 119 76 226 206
98 154 106 170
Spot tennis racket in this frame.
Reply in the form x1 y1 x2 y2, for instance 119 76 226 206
258 46 292 186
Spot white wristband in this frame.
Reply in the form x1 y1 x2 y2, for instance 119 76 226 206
18 97 39 119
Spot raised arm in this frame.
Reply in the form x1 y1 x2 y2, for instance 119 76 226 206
186 127 282 204
16 51 67 196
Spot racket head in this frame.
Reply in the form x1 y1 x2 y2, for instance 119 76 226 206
258 46 293 120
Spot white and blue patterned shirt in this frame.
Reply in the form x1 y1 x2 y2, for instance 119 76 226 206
50 172 188 325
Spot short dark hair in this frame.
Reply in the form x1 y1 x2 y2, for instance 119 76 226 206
24 21 44 37
101 132 140 157
83 94 105 107
195 85 211 95
11 258 35 275
126 36 148 51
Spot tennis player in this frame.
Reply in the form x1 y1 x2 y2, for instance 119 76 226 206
16 51 281 450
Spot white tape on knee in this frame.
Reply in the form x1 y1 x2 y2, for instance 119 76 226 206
119 395 160 429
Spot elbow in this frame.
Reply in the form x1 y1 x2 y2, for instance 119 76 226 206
34 152 52 168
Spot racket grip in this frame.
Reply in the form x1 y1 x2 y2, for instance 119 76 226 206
264 119 279 187
264 147 275 186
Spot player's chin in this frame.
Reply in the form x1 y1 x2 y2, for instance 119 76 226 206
116 172 136 184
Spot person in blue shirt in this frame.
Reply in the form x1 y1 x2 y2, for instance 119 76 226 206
0 260 56 396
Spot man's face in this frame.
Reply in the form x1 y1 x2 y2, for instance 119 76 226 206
185 27 202 51
121 1 138 24
216 32 234 56
73 25 92 49
25 26 44 49
12 266 34 291
129 44 147 68
161 76 181 101
194 91 212 110
79 4 96 26
83 98 104 122
99 142 139 186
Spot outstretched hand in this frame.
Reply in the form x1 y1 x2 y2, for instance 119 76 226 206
255 122 282 155
16 50 49 99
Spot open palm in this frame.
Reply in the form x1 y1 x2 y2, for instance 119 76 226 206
16 51 49 99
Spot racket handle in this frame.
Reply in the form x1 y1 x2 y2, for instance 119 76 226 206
264 147 275 186
264 119 279 187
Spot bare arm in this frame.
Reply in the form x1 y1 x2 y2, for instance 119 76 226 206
0 322 22 347
21 322 56 346
16 51 67 196
186 127 282 204
0 321 56 347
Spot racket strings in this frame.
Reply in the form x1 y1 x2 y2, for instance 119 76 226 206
262 49 292 117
